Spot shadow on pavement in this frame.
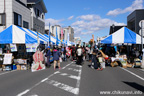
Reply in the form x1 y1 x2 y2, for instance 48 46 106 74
123 81 144 92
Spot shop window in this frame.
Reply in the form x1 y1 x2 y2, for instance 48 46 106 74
14 12 22 27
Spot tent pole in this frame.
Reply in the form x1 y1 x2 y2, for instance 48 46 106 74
141 21 143 50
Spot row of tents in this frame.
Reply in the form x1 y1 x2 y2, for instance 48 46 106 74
0 25 75 46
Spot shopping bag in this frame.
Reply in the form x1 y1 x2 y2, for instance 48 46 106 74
59 57 62 62
61 54 64 58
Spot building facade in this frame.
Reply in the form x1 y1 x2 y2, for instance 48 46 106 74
68 26 74 42
0 0 47 34
127 9 144 35
27 0 47 34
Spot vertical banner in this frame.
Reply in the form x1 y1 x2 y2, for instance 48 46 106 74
61 28 63 42
92 34 94 44
10 44 17 52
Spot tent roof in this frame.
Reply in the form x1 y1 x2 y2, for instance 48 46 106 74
0 25 41 44
101 27 143 44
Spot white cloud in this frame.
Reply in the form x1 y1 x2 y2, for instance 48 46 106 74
45 18 64 26
107 0 143 16
72 14 126 36
68 16 74 20
77 14 101 21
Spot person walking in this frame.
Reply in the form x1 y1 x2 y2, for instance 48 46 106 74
53 47 61 70
45 46 51 68
63 47 67 61
76 46 83 65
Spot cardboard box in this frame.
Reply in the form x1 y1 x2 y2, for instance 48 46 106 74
111 61 118 67
122 65 127 68
21 65 27 70
16 65 21 70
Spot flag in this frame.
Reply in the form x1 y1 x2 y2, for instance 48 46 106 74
67 29 69 46
56 27 58 45
49 23 51 45
61 28 63 42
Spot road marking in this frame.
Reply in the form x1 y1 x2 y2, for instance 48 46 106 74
67 68 81 72
71 65 82 68
17 62 73 96
0 70 17 76
62 62 73 69
17 89 30 96
60 72 80 80
46 79 79 95
75 64 82 96
120 67 144 81
41 78 48 82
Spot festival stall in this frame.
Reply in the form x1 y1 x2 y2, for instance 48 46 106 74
0 25 46 71
101 27 143 68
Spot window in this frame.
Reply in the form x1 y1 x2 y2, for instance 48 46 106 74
23 21 29 29
35 8 40 17
42 14 44 19
14 12 22 26
0 13 6 26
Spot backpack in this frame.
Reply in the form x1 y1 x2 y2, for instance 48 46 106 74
77 49 82 56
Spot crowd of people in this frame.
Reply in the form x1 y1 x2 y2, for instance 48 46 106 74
43 44 104 71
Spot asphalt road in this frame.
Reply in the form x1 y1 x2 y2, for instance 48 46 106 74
0 60 144 96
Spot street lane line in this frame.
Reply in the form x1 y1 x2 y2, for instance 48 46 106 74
62 62 73 69
75 64 82 96
17 89 30 96
120 67 144 81
71 65 82 68
41 78 48 82
46 79 79 95
0 70 17 76
67 68 81 72
17 62 73 96
59 72 80 80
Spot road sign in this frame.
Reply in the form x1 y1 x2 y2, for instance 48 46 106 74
139 20 144 28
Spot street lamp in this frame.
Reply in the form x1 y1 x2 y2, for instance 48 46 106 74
112 24 115 33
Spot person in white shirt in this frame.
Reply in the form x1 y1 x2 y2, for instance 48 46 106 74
76 46 83 65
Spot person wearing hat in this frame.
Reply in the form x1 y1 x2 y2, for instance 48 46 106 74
45 46 51 68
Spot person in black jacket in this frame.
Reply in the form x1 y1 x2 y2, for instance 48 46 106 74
63 47 67 61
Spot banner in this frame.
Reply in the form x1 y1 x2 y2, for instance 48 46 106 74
3 53 12 64
10 44 17 52
26 44 38 52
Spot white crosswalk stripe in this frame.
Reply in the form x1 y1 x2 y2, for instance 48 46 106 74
46 79 79 95
17 62 82 96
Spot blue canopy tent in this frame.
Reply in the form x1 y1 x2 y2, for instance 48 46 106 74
44 34 56 44
0 25 44 44
101 27 144 44
22 28 48 44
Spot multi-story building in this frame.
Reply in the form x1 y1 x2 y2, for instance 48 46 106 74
127 9 144 35
67 26 74 42
0 0 31 32
0 0 47 34
127 9 144 50
45 25 75 42
27 0 47 34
